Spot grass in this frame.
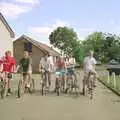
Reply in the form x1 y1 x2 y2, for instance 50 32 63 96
96 64 106 71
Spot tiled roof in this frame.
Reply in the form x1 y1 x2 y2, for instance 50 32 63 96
14 35 60 56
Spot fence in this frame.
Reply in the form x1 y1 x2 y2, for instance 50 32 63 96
100 71 120 94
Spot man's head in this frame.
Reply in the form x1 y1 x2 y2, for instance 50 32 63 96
5 50 11 57
24 51 29 58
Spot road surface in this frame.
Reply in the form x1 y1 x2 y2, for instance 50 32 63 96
0 72 120 120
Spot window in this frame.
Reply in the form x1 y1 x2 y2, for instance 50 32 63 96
24 42 32 52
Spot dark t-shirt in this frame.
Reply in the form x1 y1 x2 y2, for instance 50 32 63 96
19 57 32 72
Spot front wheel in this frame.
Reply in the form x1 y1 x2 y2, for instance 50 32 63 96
0 83 5 99
56 79 60 96
29 78 35 93
18 80 23 98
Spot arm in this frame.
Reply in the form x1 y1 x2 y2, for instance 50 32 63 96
73 58 76 66
27 58 32 73
15 59 22 72
92 58 97 70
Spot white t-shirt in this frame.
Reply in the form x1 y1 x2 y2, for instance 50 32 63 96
69 57 76 67
47 56 55 72
83 56 97 73
40 57 49 70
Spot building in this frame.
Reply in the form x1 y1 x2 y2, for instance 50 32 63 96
0 12 15 56
13 35 60 73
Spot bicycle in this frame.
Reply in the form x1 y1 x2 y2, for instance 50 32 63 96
17 73 35 98
40 69 47 96
65 68 80 95
0 72 11 99
0 77 5 99
82 71 95 99
55 71 63 96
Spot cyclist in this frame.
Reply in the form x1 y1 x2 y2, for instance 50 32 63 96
82 50 97 94
16 51 32 95
55 56 67 91
68 55 77 80
1 51 16 96
39 54 50 88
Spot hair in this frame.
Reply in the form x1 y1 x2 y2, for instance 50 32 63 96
5 50 11 56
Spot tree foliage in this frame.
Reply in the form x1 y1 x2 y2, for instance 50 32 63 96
49 26 78 55
82 32 120 63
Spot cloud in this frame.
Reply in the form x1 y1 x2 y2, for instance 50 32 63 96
28 20 70 35
14 0 40 5
0 2 31 19
0 0 40 19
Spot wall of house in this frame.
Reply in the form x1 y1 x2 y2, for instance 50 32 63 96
0 19 13 56
13 39 45 73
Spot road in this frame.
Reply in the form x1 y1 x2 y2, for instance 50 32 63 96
0 72 120 120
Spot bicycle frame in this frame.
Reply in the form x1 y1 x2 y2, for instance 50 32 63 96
82 71 95 99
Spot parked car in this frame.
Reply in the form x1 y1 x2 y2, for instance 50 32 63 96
109 59 119 65
106 59 120 75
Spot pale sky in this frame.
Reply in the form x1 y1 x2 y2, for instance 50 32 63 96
1 0 120 45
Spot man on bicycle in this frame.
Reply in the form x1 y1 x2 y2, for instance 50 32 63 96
55 56 67 91
39 54 50 88
68 55 76 80
16 51 32 91
0 51 16 95
82 50 97 94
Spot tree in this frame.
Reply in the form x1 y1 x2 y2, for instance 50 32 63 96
82 32 120 63
49 26 78 55
73 41 84 65
82 32 105 60
103 33 120 61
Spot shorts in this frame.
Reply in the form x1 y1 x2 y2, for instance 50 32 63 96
23 72 29 77
67 67 75 75
7 73 12 79
56 69 66 76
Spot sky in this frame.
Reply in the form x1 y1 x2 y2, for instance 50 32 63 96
1 0 120 45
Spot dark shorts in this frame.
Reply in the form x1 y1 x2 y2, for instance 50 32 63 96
67 67 75 75
7 73 12 79
23 73 29 77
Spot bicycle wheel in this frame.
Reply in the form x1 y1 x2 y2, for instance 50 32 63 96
41 81 44 96
89 75 94 100
18 80 23 98
82 79 86 96
56 79 60 96
29 78 35 94
0 81 5 99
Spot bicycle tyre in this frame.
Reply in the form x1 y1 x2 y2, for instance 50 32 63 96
29 78 35 94
0 84 5 99
56 79 60 96
41 83 44 96
18 80 22 98
56 87 60 96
